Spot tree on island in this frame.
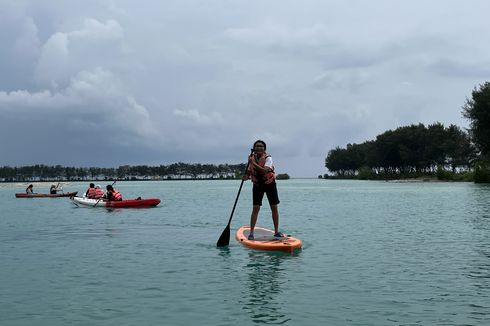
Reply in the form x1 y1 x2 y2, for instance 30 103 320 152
324 80 490 182
324 123 474 180
463 81 490 182
276 173 290 180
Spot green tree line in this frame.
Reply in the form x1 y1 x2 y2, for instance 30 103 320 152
325 123 474 179
0 163 247 182
325 81 490 182
463 81 490 182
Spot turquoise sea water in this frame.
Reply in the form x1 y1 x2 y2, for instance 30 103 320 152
1 179 490 325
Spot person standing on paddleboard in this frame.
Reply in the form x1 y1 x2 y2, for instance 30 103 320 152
244 140 283 240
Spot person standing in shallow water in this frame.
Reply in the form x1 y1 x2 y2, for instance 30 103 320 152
244 140 283 240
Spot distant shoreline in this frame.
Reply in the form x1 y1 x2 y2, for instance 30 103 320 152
0 176 466 185
322 172 472 182
1 177 238 184
1 175 297 184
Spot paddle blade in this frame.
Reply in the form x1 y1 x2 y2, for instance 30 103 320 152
216 225 230 247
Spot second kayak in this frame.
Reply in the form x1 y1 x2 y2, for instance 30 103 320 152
71 196 161 208
15 191 78 198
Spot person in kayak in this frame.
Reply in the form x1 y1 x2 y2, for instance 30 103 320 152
26 184 34 194
94 185 105 199
104 184 122 201
85 183 96 198
50 184 59 194
244 140 283 240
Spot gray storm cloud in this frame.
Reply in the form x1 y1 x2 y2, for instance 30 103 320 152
0 1 488 176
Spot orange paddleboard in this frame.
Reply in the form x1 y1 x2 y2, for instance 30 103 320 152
235 226 302 253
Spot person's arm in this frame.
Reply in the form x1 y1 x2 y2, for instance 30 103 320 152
248 155 273 174
264 156 274 172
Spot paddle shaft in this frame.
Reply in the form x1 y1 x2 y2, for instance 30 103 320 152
225 171 247 227
216 149 253 247
56 182 63 193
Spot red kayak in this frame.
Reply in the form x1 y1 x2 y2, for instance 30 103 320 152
15 191 78 198
106 198 161 208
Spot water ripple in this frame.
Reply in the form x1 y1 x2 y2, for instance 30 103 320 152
2 180 490 325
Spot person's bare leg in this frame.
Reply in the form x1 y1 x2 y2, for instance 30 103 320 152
249 205 261 236
271 205 279 233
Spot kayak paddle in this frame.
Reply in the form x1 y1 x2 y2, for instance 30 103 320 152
216 149 253 247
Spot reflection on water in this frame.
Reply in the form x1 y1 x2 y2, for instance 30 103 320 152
6 180 490 325
471 184 490 220
217 246 231 257
242 251 294 325
464 185 490 320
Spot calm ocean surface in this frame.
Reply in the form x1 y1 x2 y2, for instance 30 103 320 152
1 179 490 325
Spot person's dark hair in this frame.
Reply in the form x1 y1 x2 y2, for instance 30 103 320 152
107 185 114 191
253 140 267 151
90 183 95 188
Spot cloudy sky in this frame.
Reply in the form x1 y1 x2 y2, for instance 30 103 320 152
1 0 489 177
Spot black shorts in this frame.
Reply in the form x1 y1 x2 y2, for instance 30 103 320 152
252 181 280 206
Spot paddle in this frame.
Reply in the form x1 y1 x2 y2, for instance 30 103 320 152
56 182 63 194
93 180 117 207
216 149 253 247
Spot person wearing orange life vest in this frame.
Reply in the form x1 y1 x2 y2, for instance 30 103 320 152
244 140 283 240
94 185 105 199
104 184 122 201
85 183 97 198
